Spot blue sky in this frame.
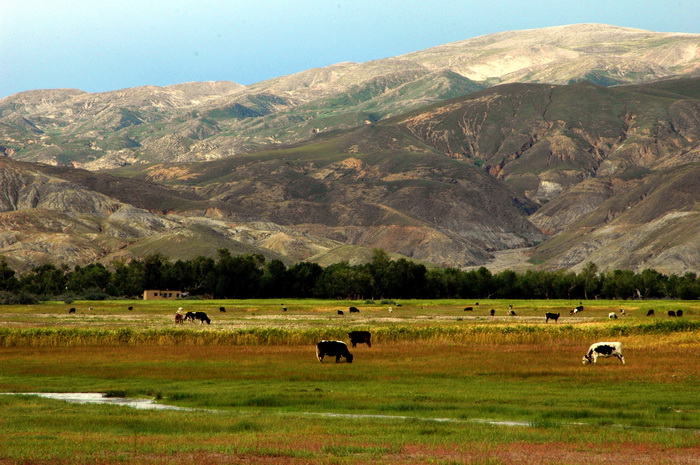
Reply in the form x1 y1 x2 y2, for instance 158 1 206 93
1 0 698 98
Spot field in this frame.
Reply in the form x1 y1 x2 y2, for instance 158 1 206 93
0 299 699 464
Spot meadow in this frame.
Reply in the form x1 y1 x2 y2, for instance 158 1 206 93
0 299 698 464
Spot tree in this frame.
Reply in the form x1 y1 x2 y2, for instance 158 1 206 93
0 256 18 292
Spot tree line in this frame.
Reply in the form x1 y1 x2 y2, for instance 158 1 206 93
1 249 699 303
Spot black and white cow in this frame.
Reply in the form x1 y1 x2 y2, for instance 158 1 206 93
571 305 584 315
348 331 372 348
184 311 211 324
608 312 618 319
316 340 353 363
545 312 560 323
507 310 517 316
582 342 625 365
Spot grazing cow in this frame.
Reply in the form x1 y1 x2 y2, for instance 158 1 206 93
490 309 495 316
582 342 625 365
128 306 133 311
463 307 473 312
668 310 677 317
283 307 287 312
337 310 344 315
571 305 584 315
608 312 618 319
508 310 517 316
349 307 360 313
68 308 76 314
219 307 226 313
175 313 183 324
677 310 684 317
646 309 655 316
619 309 626 316
348 331 372 348
475 302 479 306
545 312 560 323
184 312 211 324
508 304 513 310
316 340 353 363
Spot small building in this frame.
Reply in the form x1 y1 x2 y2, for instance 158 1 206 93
143 290 182 300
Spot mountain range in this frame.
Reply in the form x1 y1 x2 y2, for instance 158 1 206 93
0 24 699 274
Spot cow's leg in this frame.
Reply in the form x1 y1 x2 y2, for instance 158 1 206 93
617 354 626 364
336 355 341 362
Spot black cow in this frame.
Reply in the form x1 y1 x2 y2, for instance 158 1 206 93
463 307 473 312
349 307 360 313
283 307 287 312
219 307 226 313
128 306 133 311
316 340 353 363
184 311 211 324
647 309 655 316
490 309 495 316
545 312 560 323
348 331 372 348
668 310 677 317
337 310 344 315
677 310 684 317
68 308 76 314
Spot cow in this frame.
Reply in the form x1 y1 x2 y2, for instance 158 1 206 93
619 309 626 316
608 312 618 319
349 307 360 313
283 307 287 312
68 308 76 314
677 310 684 317
175 313 184 324
668 310 676 317
582 342 625 365
508 310 517 316
219 307 226 313
545 312 560 323
128 306 134 311
337 310 344 315
571 305 584 315
184 311 211 324
388 307 393 313
316 340 353 363
463 307 473 312
646 309 655 316
490 309 495 316
348 331 372 348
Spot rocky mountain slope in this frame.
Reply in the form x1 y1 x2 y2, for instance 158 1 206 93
2 24 698 170
1 24 699 274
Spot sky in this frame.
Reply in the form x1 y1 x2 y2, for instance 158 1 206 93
1 0 699 99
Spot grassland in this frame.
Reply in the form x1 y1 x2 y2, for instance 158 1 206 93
0 299 698 464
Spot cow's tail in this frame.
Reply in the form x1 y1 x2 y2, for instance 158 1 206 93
315 344 323 362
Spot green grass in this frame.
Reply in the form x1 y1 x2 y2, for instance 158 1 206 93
0 299 698 463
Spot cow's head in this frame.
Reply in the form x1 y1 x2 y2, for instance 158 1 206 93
346 353 354 363
582 354 593 365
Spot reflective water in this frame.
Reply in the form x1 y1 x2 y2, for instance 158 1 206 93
10 392 193 411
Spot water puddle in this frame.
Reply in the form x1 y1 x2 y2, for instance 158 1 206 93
8 393 194 411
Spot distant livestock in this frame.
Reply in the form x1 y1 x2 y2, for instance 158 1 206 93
388 307 393 313
646 309 655 316
608 312 618 319
463 307 473 312
184 311 211 324
316 340 353 363
507 310 517 316
571 305 584 315
337 310 344 315
283 307 287 312
128 306 134 311
349 307 360 313
219 307 226 313
490 309 495 316
582 342 625 365
175 313 183 324
545 312 560 323
348 331 372 348
68 308 76 314
668 311 676 317
619 309 626 316
677 310 684 317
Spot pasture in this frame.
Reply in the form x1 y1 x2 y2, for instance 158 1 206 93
0 299 699 464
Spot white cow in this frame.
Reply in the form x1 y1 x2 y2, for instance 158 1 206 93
582 342 625 365
608 312 618 319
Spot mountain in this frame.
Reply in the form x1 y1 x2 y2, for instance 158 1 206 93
1 24 699 274
2 24 698 170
